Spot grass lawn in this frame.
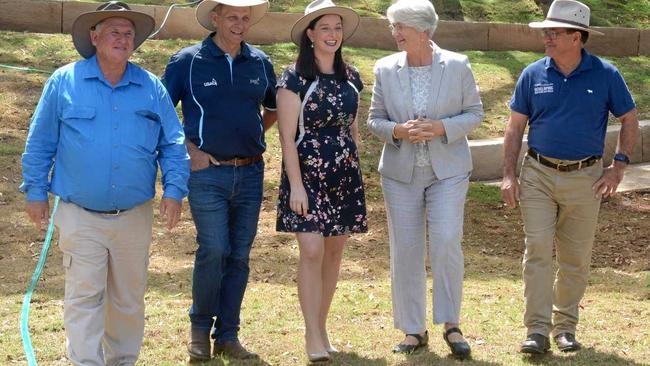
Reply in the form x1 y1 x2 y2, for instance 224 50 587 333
74 0 650 28
0 30 649 365
0 31 648 139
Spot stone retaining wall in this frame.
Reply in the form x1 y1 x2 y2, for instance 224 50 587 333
0 0 647 56
469 121 650 181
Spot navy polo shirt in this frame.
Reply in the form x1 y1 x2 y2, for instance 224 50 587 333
510 49 635 160
163 34 277 160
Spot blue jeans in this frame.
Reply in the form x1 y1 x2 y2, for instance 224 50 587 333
187 161 263 342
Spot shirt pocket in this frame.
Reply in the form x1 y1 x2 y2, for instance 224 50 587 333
133 109 162 153
61 106 96 144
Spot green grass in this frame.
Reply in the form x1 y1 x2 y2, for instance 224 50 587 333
0 29 649 366
1 31 648 139
76 0 650 28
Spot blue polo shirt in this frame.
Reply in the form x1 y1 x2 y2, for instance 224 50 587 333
163 34 277 160
510 49 635 160
21 56 190 210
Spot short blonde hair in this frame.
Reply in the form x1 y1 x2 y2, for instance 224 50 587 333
386 0 438 38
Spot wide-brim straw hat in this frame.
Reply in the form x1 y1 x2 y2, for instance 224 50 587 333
196 0 269 31
290 0 360 45
72 1 155 59
528 0 604 35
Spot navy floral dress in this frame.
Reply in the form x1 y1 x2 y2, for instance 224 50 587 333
276 66 368 236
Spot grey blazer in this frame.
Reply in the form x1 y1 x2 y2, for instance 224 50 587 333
367 44 484 183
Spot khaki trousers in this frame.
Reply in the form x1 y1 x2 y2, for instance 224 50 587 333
519 156 602 337
54 201 153 366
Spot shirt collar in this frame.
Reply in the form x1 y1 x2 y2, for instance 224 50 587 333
82 55 143 87
203 33 253 59
544 48 593 76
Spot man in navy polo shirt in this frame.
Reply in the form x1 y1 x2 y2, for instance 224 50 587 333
500 0 638 355
162 0 276 361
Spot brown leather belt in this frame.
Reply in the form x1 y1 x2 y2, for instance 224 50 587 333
214 155 263 167
527 148 600 172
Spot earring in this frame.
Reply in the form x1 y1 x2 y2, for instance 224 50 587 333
310 42 314 48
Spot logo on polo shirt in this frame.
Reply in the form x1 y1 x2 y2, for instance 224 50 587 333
204 78 218 87
587 89 593 94
249 77 260 85
534 83 554 95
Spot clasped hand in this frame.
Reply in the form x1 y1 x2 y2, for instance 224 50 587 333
395 117 444 143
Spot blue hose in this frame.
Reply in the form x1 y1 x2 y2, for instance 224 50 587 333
20 196 60 366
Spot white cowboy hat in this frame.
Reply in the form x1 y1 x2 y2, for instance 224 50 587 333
195 0 269 31
72 1 155 59
290 0 360 46
528 0 604 35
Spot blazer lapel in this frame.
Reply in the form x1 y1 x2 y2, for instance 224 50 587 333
427 43 445 119
396 52 415 120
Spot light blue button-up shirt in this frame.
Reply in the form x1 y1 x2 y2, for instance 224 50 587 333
21 56 190 211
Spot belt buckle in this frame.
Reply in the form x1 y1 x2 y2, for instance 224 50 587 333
233 158 241 167
104 209 122 216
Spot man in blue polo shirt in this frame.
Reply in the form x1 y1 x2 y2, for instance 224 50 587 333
500 0 638 355
162 0 276 361
21 2 189 365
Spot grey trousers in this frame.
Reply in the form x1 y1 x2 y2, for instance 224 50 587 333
382 165 470 334
54 201 153 366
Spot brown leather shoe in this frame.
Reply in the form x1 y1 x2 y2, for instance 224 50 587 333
214 339 258 359
554 333 582 352
187 328 211 361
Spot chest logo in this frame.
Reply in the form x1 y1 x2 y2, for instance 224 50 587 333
249 78 260 85
203 78 218 87
534 83 554 95
587 89 593 94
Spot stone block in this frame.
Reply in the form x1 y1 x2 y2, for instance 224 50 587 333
347 17 394 50
0 0 61 33
434 20 489 51
62 1 155 34
586 27 639 57
150 5 205 40
640 29 650 56
640 120 650 162
469 137 528 181
602 124 643 165
488 23 544 53
248 12 300 44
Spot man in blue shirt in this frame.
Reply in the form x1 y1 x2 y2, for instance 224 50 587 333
500 0 639 355
162 0 276 361
20 2 189 365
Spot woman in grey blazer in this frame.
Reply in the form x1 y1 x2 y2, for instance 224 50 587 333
367 0 483 358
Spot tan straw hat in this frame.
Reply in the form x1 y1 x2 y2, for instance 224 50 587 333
290 0 360 45
72 1 155 59
528 0 604 35
195 0 269 31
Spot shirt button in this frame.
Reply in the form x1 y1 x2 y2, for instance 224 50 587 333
111 184 116 189
113 106 117 111
564 78 567 82
113 125 118 130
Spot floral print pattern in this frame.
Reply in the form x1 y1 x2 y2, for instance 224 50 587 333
276 66 368 236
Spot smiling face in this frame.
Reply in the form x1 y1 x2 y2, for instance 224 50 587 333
541 27 581 59
90 17 135 66
211 5 251 50
390 22 428 53
306 14 344 56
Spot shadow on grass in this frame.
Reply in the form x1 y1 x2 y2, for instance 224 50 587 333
327 351 388 365
394 348 501 365
521 347 646 366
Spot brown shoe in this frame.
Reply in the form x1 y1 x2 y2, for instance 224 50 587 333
554 333 582 352
187 328 211 361
214 339 258 359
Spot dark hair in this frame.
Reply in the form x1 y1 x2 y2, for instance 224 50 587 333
566 28 589 44
295 15 348 82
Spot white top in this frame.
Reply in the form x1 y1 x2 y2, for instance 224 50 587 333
409 65 433 167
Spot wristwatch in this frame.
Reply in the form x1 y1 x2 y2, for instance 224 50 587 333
613 153 630 165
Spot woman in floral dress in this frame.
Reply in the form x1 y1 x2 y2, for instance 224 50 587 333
276 0 367 362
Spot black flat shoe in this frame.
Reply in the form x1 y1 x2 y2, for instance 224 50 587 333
443 327 471 359
393 331 428 354
554 333 582 352
520 333 550 354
